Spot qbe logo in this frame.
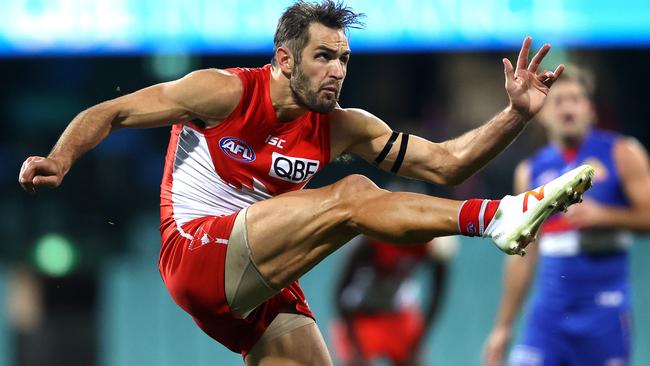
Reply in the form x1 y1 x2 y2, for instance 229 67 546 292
219 137 256 162
270 152 319 183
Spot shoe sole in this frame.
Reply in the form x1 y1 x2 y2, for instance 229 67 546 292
505 165 595 256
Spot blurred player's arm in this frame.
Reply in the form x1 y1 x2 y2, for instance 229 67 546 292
333 37 564 186
565 137 650 231
419 238 454 341
19 69 241 192
483 161 538 366
334 242 372 365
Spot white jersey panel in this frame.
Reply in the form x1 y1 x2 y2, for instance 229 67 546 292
539 230 633 257
171 126 271 226
539 231 581 256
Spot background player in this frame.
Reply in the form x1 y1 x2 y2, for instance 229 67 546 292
19 1 585 365
331 233 457 366
483 66 650 366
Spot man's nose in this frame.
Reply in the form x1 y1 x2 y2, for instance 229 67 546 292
329 61 344 79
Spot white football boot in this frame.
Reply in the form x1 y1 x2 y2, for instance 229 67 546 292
483 164 595 256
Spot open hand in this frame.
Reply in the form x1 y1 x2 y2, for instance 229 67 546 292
504 37 564 118
19 156 66 193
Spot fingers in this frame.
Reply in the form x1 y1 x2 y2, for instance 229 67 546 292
537 64 565 88
19 156 40 193
503 58 515 83
537 70 553 85
33 175 60 188
516 36 532 71
528 43 550 73
18 156 61 193
553 63 565 80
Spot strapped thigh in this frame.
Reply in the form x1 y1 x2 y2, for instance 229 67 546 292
224 207 280 318
246 313 327 366
251 313 315 351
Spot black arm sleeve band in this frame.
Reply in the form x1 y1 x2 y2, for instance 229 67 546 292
373 131 399 166
390 133 409 174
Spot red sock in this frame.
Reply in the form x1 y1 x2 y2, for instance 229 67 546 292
458 199 500 237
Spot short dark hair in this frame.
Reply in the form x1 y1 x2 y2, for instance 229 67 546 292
558 64 596 98
272 0 364 66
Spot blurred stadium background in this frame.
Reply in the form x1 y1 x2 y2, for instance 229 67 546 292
2 0 650 365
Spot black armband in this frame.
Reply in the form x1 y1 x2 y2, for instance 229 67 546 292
373 131 399 166
390 133 409 174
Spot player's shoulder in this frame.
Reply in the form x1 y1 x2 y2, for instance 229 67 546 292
515 159 532 178
171 68 244 122
516 158 531 171
329 107 388 130
513 159 532 192
328 107 374 123
613 135 648 164
181 68 242 91
329 107 389 138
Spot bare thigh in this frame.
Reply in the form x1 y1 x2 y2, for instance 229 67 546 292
246 175 378 288
245 320 332 366
246 174 460 289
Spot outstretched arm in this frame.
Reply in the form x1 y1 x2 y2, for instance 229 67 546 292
19 69 241 192
332 37 564 185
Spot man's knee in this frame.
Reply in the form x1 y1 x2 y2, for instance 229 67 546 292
333 174 383 202
331 175 387 229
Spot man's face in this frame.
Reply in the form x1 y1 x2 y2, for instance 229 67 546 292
290 23 350 113
539 80 594 143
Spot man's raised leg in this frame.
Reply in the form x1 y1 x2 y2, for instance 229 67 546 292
246 174 462 289
240 166 592 363
247 164 594 289
225 174 462 365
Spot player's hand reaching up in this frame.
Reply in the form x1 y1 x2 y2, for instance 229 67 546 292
19 156 66 193
503 36 564 119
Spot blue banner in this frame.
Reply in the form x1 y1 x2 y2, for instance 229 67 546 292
1 0 648 56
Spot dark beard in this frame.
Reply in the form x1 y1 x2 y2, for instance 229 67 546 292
289 66 338 114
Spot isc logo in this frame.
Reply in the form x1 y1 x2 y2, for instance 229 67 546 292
219 137 256 162
270 152 319 183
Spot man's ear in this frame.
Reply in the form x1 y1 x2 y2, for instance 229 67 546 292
275 46 293 76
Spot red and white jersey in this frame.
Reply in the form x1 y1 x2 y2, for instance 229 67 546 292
160 65 331 237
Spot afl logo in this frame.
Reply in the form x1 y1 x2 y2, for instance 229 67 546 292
219 137 256 162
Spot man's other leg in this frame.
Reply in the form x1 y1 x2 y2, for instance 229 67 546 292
245 314 332 366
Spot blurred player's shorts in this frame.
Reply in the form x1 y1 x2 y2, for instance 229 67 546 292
330 307 424 364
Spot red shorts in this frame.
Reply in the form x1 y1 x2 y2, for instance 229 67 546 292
331 309 424 364
158 212 314 356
